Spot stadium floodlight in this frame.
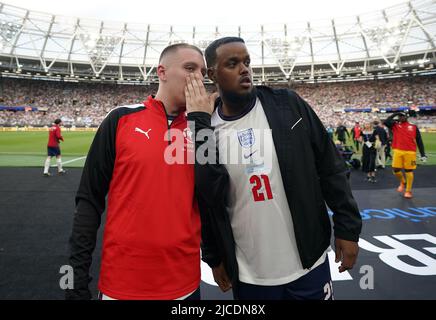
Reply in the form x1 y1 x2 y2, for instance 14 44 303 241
195 39 213 50
79 33 122 76
264 36 307 77
0 20 22 51
362 19 411 59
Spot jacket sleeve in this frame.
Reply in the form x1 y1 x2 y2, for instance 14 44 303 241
416 127 426 157
197 196 223 268
65 111 118 300
383 112 401 129
294 93 362 242
188 111 229 268
187 112 230 207
370 130 377 143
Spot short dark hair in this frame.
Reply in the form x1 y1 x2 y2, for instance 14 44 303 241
205 37 245 68
373 120 380 125
54 119 62 124
159 43 203 63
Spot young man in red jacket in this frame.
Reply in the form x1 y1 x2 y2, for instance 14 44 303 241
384 112 427 199
43 118 67 176
66 43 207 300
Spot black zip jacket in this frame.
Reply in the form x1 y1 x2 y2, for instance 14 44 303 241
188 86 362 293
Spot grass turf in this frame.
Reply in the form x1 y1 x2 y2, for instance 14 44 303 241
0 131 94 167
1 130 436 167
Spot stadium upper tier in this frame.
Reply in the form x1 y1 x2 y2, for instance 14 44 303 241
1 75 435 128
0 0 435 83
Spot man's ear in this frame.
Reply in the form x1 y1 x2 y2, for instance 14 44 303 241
207 67 216 83
157 64 166 81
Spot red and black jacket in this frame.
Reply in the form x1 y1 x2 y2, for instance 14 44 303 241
67 96 201 300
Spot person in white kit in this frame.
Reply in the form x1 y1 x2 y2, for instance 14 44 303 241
185 37 362 299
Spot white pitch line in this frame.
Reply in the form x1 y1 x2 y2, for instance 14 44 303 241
0 152 84 156
50 156 86 167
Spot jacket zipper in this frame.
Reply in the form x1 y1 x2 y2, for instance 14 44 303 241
159 103 173 146
166 116 172 146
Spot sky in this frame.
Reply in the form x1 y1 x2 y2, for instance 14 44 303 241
3 0 409 26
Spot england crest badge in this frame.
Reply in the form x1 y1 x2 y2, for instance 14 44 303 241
237 128 255 149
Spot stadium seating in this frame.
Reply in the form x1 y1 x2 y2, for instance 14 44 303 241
0 76 434 127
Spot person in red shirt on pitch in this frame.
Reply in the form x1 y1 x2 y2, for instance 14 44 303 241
384 112 427 199
43 118 66 176
351 122 362 152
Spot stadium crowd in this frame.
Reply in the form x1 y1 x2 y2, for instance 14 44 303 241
291 76 435 127
0 75 434 127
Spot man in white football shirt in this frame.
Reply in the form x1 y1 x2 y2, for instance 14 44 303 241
186 37 362 300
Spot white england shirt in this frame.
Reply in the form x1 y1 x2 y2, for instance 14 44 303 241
211 98 326 285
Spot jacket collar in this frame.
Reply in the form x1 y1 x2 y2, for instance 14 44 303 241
144 95 187 122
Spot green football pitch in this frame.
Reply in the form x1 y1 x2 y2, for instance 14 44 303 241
337 131 436 165
1 131 436 167
0 131 95 167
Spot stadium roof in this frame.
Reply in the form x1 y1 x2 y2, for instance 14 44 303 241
0 0 435 83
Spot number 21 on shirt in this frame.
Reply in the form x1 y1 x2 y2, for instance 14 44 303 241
249 174 273 202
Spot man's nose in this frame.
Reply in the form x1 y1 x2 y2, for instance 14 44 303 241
239 63 249 75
